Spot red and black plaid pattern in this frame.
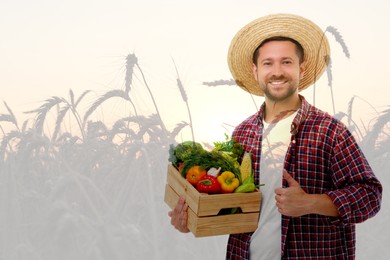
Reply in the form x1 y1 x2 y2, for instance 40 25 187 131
225 96 382 260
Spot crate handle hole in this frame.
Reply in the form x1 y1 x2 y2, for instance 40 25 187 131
217 207 242 215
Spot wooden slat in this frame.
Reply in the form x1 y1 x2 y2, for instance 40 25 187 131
166 163 200 213
188 209 259 237
164 184 179 210
197 190 261 216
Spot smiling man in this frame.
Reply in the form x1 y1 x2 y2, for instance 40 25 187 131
169 13 382 260
225 13 382 260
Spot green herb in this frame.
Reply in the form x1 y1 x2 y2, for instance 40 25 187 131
180 149 240 178
213 133 244 162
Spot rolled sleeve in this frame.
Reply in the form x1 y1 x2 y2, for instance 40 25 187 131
327 125 382 225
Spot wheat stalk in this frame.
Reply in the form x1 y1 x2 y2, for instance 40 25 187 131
52 90 88 141
109 116 137 143
326 57 336 114
203 79 259 111
1 101 19 131
0 114 16 125
134 58 167 135
170 121 189 139
334 111 364 141
83 89 137 129
203 79 236 86
325 26 350 58
0 130 22 160
347 95 356 127
52 104 70 142
63 90 89 139
24 96 64 135
86 120 108 138
346 95 390 137
362 108 390 150
171 58 195 141
133 114 164 142
313 25 350 111
125 53 137 95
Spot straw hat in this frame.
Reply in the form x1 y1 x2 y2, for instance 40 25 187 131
228 13 330 96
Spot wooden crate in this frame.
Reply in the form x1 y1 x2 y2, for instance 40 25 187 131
164 164 262 237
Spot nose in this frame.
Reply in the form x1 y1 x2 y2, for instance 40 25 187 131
271 64 283 77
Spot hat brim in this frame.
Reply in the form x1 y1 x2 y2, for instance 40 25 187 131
228 13 330 96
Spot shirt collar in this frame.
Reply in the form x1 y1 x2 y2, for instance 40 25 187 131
256 94 312 134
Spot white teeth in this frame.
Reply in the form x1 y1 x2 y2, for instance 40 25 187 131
270 81 285 85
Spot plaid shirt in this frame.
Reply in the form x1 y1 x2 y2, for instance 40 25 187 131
226 95 382 260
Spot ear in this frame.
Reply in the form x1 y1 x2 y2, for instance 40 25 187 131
299 61 305 80
252 63 258 81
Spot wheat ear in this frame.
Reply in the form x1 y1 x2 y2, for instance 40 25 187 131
171 58 195 142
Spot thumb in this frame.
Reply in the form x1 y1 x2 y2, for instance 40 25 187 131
283 169 300 187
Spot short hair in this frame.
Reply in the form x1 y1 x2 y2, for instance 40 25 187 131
252 36 305 65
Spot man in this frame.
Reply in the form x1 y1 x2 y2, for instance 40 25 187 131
169 14 382 259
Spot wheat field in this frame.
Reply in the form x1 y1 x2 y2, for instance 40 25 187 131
0 52 388 260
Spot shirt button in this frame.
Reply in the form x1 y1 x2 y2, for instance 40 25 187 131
292 140 296 144
291 123 296 131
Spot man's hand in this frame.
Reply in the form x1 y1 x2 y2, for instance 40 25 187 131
168 196 190 233
274 169 310 217
274 169 340 217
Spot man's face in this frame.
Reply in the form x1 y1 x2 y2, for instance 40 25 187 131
252 40 305 102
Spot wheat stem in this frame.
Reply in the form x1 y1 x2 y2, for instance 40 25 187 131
135 62 167 135
171 58 195 141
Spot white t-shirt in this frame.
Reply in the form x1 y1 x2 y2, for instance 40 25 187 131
250 112 296 260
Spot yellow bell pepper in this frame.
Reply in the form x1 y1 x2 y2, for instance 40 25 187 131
217 171 240 193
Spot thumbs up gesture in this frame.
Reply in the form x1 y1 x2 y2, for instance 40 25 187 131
274 169 309 217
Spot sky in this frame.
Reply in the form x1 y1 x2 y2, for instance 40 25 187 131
1 0 390 143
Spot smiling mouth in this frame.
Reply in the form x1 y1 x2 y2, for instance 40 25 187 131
269 80 287 86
